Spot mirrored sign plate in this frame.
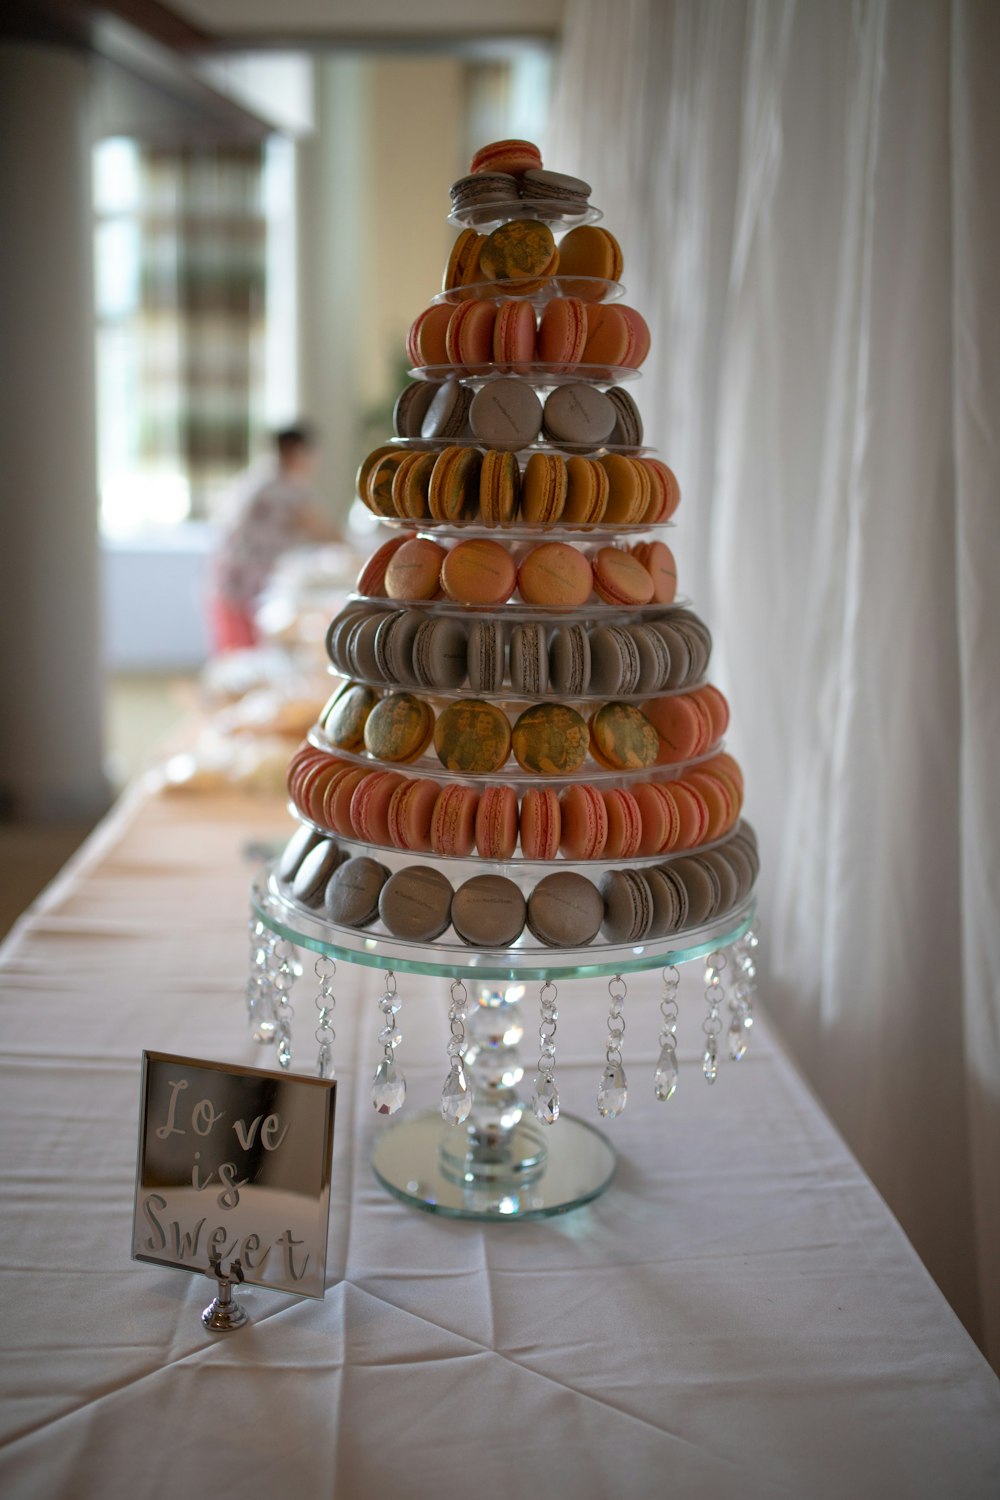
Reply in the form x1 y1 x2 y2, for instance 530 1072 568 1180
133 1052 337 1299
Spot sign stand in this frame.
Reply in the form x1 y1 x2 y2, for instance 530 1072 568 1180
202 1256 249 1332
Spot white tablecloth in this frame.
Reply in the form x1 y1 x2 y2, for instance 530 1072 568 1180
1 783 998 1499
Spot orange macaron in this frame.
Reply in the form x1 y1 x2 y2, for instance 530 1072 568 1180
441 538 517 605
517 541 594 607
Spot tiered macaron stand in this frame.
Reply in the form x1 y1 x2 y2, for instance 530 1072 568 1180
247 173 760 1222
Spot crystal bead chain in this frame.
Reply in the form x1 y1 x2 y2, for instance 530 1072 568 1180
371 971 405 1114
246 914 277 1044
531 981 560 1125
728 928 758 1060
441 979 472 1125
655 965 680 1101
313 955 337 1079
272 939 297 1070
597 975 628 1118
702 950 726 1083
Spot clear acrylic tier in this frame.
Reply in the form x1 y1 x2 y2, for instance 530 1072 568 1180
409 362 641 386
432 274 625 307
447 198 603 233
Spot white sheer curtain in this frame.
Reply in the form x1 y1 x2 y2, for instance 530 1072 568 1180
551 0 1000 1367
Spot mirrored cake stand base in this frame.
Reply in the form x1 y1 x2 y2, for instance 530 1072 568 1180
250 866 758 1221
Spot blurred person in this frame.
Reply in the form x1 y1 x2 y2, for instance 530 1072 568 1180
209 424 340 652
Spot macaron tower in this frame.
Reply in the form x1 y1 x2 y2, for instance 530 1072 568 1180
258 141 760 1187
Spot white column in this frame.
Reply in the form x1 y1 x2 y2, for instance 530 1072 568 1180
0 45 109 820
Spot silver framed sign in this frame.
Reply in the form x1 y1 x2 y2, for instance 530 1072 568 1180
133 1052 337 1300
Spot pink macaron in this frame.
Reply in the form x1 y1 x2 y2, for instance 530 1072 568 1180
476 784 519 860
537 297 588 374
350 770 405 846
520 787 561 859
493 300 537 374
602 788 642 859
559 783 608 860
387 778 440 852
430 784 480 857
446 301 497 371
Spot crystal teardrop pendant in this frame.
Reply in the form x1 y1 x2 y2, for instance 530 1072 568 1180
654 1044 679 1102
702 1035 718 1084
728 1013 748 1061
597 1062 628 1118
440 1063 472 1125
371 1058 406 1115
532 1073 560 1125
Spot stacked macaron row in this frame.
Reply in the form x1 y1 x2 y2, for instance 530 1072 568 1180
441 222 623 305
364 437 670 522
278 819 758 952
408 297 648 380
393 381 647 456
353 534 676 609
448 139 596 231
328 604 712 698
286 739 742 860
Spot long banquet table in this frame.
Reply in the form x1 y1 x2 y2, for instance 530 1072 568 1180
1 780 998 1499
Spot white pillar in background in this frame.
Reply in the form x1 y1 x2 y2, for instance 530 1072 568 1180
0 45 109 820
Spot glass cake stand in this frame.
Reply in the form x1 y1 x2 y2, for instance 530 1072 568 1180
249 865 758 1222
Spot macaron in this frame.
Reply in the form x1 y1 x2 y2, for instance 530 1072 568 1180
632 781 680 855
387 777 440 852
599 454 649 524
443 228 484 292
470 378 543 451
277 825 322 884
639 458 681 521
356 534 413 597
428 444 482 522
668 855 718 926
645 865 685 938
549 623 591 694
599 869 653 943
479 219 557 283
559 783 608 860
328 766 371 836
470 139 543 177
563 456 610 522
542 383 617 452
518 542 593 608
692 683 730 742
671 613 712 681
324 856 388 928
493 299 537 374
556 225 624 293
582 304 630 369
291 839 344 907
643 694 705 765
441 537 517 606
467 619 506 692
421 379 474 442
475 784 518 860
391 449 436 520
665 779 711 848
350 770 406 845
430 783 480 857
450 172 519 214
356 444 399 505
411 616 468 690
537 297 588 373
304 759 353 828
592 547 655 606
366 450 411 518
520 168 590 209
445 299 497 370
590 703 659 771
520 786 561 859
479 448 521 526
509 621 549 694
407 303 453 367
363 692 436 764
626 622 670 692
379 865 454 942
651 619 693 689
619 305 651 367
394 380 439 438
374 608 423 687
601 788 643 858
699 848 740 915
348 609 394 681
452 875 526 948
630 540 677 603
511 702 589 775
325 682 377 751
526 871 604 948
588 625 641 695
327 602 374 671
686 770 734 842
606 388 644 451
384 537 448 601
434 700 511 774
520 452 568 525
